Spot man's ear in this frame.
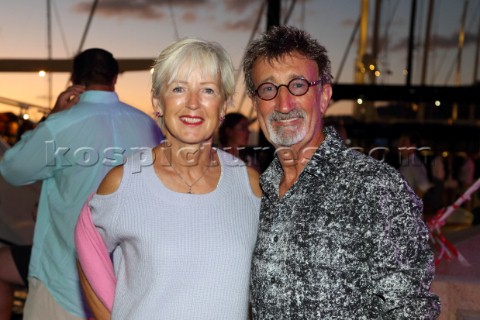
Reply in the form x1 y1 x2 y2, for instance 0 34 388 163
252 96 259 112
320 84 332 115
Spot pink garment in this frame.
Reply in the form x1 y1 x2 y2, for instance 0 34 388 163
74 194 116 312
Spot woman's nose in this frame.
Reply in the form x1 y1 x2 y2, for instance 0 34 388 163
187 93 200 109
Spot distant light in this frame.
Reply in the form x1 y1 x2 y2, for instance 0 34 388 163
442 151 448 158
369 64 375 71
374 70 381 77
403 69 408 76
23 113 30 120
435 100 441 107
38 70 46 77
357 98 363 105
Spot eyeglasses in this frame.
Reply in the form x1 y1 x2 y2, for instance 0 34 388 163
254 78 322 101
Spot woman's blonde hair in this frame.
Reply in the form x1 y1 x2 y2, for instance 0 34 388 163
151 37 235 109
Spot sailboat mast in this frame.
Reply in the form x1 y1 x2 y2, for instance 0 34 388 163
355 0 369 85
452 0 469 121
455 0 469 86
370 0 382 85
472 4 480 84
47 0 53 108
421 0 435 85
406 0 417 87
417 0 435 122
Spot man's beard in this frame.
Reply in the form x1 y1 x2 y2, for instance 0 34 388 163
265 108 307 146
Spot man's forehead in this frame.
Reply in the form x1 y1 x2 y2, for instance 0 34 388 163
252 54 319 81
256 52 313 66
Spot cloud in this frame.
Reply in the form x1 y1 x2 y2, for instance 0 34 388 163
221 1 263 31
74 0 208 20
224 0 259 13
340 18 357 27
223 17 257 31
74 1 163 20
390 32 477 51
181 11 197 23
430 32 476 49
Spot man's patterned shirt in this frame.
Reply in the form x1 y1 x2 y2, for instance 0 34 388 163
251 126 440 319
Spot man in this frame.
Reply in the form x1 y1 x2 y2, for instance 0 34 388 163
0 48 163 319
397 132 433 198
243 26 440 319
0 138 38 320
397 132 446 218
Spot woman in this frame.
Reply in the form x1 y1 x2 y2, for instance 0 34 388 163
75 38 261 319
218 112 260 173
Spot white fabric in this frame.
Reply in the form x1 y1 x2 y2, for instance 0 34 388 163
90 149 260 320
399 153 432 193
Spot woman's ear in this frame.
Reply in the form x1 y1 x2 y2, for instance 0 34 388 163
151 94 163 117
220 101 228 120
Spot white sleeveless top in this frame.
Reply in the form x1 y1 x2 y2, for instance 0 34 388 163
90 149 260 319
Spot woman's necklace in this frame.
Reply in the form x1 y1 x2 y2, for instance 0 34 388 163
170 163 210 194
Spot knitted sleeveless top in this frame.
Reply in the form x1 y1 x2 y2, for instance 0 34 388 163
89 148 260 319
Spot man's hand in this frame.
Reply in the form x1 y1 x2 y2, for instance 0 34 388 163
50 85 86 115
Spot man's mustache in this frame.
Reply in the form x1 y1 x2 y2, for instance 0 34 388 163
268 109 305 122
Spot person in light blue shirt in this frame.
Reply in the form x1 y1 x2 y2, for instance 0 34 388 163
0 48 163 319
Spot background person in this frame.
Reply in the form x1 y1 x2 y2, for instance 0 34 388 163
0 138 39 320
218 112 260 172
242 25 440 319
397 131 433 198
0 245 30 320
0 48 163 319
76 38 261 320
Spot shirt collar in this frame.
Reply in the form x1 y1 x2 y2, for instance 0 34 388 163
260 126 346 198
78 90 119 104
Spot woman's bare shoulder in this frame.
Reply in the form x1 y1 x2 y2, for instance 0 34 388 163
97 165 124 195
246 166 262 198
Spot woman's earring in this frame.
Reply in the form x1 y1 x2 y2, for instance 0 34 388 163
155 111 162 118
219 115 225 123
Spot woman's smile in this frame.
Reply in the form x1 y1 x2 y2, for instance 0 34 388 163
180 115 204 126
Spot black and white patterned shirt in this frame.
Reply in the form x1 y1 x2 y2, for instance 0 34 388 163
251 126 440 319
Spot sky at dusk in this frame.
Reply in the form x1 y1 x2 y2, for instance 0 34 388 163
0 0 479 123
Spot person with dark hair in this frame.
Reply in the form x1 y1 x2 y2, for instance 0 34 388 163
0 120 39 320
71 49 119 86
242 25 440 319
218 113 249 149
0 48 163 319
397 132 433 198
218 112 260 172
0 244 31 320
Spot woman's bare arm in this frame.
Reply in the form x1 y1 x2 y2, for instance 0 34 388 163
77 260 111 320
